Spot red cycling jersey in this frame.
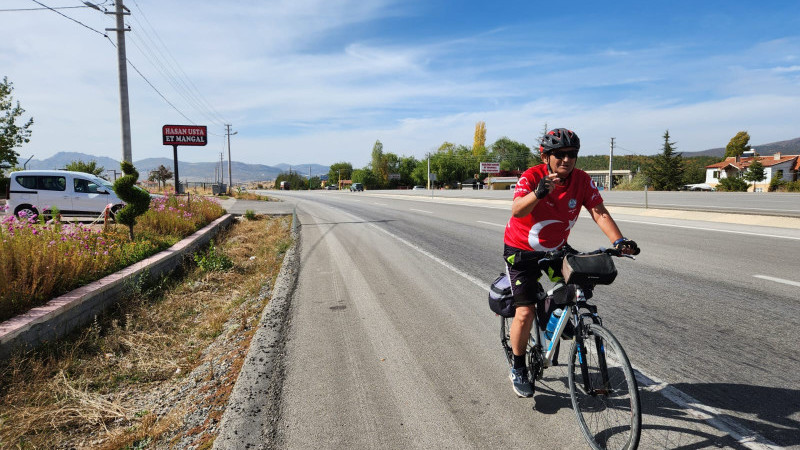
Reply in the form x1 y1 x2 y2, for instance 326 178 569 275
504 164 604 251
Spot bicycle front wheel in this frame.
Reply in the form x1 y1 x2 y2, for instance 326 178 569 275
568 323 641 450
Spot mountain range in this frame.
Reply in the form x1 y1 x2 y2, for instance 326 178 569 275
23 152 330 183
18 136 800 182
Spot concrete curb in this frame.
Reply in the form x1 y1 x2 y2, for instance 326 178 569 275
0 214 236 361
213 209 300 450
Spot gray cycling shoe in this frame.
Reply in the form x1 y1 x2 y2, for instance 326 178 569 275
509 367 534 397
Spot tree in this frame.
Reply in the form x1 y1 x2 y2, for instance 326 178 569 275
488 137 531 172
65 159 105 176
370 140 387 186
148 164 173 189
1 77 34 168
327 161 353 186
743 159 765 191
473 121 487 156
725 131 750 158
274 170 307 190
113 161 151 240
644 130 684 190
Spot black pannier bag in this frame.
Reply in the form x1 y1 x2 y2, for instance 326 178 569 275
488 273 515 317
561 253 617 286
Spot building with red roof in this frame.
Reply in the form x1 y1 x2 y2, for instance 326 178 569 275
705 152 799 192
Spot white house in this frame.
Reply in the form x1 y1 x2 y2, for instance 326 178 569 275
705 152 799 192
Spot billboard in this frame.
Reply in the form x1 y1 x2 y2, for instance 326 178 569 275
480 162 500 173
162 125 208 146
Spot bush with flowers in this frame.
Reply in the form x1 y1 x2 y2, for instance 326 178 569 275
0 194 224 322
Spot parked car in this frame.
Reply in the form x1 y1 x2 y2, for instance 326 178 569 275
351 183 364 192
326 185 338 190
5 170 125 219
412 185 426 190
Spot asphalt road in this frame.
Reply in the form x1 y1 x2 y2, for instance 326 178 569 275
367 189 800 217
258 190 799 449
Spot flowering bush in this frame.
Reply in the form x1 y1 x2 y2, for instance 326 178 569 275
0 194 225 322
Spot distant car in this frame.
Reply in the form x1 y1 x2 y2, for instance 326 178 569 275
351 183 364 192
326 185 337 190
412 185 426 190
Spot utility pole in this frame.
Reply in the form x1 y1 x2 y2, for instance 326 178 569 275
105 1 132 163
608 137 615 191
225 124 236 195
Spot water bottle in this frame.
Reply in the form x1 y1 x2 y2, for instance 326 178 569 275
545 308 563 341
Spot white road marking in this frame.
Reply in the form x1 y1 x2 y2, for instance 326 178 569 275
477 220 505 227
611 202 800 213
635 372 780 449
373 202 388 206
410 208 433 214
753 275 800 287
615 218 800 241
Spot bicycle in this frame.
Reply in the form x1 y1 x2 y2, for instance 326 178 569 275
498 245 642 450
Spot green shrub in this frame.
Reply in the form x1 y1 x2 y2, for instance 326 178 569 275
194 243 233 272
716 177 748 192
244 209 257 220
786 180 800 193
113 161 151 240
768 176 787 192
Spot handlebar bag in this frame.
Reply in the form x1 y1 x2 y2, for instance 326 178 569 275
488 273 515 317
562 253 617 286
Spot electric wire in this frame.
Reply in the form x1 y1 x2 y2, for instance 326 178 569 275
27 0 107 37
103 35 196 124
131 0 227 125
128 0 228 126
1 5 88 12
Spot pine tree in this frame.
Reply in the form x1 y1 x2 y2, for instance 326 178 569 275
644 130 684 190
473 121 486 156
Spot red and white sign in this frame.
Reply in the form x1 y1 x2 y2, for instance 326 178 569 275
162 125 207 146
480 162 500 173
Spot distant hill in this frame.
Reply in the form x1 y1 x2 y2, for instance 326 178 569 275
681 137 800 158
24 152 330 182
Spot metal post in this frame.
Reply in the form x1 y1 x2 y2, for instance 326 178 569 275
172 145 181 194
106 1 132 163
225 124 234 195
608 137 615 191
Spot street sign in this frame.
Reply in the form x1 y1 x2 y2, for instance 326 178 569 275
480 162 500 173
389 173 401 180
162 125 208 146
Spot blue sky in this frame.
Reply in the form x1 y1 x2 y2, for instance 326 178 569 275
2 0 800 167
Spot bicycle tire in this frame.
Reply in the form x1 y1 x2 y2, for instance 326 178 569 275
568 323 641 450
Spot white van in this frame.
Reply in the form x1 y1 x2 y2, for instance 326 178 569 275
5 170 125 219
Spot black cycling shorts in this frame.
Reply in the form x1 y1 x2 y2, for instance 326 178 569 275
503 244 544 307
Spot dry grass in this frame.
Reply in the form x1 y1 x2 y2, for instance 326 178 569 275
0 214 292 448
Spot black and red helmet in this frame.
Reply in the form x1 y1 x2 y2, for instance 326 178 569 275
539 128 580 154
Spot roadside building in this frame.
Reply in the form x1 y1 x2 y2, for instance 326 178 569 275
705 152 799 192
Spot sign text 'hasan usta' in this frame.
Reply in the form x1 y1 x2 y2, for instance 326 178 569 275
162 125 207 146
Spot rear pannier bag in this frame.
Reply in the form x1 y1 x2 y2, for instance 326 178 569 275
561 253 617 286
488 273 515 317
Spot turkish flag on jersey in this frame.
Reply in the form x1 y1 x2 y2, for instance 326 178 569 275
504 165 603 251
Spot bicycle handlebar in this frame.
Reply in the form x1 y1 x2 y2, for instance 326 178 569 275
508 244 634 269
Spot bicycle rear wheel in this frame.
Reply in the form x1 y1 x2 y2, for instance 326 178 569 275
568 324 641 450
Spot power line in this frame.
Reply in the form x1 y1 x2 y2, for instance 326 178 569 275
0 5 88 12
103 35 196 125
128 0 228 126
27 0 107 37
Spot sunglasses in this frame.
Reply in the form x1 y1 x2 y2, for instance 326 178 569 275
550 150 579 160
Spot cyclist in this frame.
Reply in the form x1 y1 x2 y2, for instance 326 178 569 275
504 128 639 397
